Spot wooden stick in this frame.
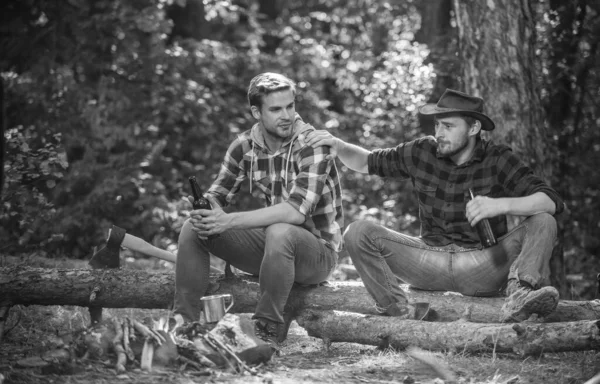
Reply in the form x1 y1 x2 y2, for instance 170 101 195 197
123 318 135 361
111 318 127 373
131 319 165 345
205 333 256 375
140 339 154 372
203 335 238 373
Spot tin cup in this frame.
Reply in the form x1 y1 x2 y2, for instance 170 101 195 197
200 294 234 323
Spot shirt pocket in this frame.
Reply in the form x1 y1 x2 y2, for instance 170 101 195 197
414 180 438 215
470 185 494 198
251 169 271 190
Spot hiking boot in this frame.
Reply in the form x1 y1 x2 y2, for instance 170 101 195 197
383 302 431 321
500 279 559 323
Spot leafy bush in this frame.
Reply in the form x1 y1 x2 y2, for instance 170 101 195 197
1 123 68 251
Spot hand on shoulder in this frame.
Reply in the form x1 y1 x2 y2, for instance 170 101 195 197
298 130 341 160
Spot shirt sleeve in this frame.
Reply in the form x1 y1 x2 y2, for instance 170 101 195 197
495 146 565 215
286 144 333 216
367 136 433 179
207 137 247 207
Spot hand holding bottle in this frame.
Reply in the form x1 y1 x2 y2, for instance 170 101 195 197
467 188 497 248
189 176 220 240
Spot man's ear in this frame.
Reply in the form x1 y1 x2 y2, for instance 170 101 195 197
251 105 261 120
470 120 482 136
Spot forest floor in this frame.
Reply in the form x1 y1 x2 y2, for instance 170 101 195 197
0 254 599 384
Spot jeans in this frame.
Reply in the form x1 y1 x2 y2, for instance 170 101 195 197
174 219 338 323
344 213 557 311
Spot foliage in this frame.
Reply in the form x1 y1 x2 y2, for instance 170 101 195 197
535 1 600 272
1 0 599 276
0 0 432 256
1 122 68 249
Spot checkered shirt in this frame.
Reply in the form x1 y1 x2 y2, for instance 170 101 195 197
367 135 565 248
208 117 344 251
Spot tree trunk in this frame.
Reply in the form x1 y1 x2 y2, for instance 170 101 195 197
415 0 459 136
1 267 598 323
296 310 600 355
0 76 4 195
453 0 567 294
166 0 209 42
453 0 546 170
415 0 459 99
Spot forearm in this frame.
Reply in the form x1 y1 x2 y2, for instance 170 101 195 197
228 202 305 229
500 192 557 216
337 140 370 173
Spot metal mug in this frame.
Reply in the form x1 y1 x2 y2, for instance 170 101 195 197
200 294 234 323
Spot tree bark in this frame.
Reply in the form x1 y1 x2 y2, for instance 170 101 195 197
415 0 459 100
166 0 209 42
1 267 598 323
453 0 546 171
296 310 600 355
453 0 567 294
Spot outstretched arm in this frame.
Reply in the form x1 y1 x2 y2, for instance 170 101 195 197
301 130 371 173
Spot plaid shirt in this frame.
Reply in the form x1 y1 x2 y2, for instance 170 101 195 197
208 115 344 251
368 136 565 248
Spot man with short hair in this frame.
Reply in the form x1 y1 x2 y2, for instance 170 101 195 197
174 72 343 341
304 89 564 322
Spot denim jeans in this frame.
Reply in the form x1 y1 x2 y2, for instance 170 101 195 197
344 213 557 311
174 219 338 323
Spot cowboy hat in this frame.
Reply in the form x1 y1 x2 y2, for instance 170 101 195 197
418 89 495 131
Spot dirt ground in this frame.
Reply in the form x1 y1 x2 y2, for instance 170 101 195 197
0 305 599 384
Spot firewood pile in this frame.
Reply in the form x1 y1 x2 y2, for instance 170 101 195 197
15 313 275 376
2 266 600 356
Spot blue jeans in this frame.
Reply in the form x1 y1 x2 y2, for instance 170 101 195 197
174 220 338 323
344 213 557 311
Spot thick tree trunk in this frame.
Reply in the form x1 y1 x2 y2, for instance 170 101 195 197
453 0 567 294
1 267 598 323
415 0 459 101
454 0 546 168
296 310 600 356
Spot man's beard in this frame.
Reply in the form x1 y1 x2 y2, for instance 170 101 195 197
436 136 469 158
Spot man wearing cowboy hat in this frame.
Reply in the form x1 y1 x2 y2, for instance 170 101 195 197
302 88 565 322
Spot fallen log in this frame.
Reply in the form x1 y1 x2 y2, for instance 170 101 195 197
296 310 600 356
0 266 598 324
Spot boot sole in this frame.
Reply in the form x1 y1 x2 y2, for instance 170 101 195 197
502 288 559 322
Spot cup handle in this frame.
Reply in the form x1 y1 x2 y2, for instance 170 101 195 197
224 294 234 313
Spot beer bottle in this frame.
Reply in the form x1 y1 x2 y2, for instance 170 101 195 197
189 176 212 210
189 176 219 239
468 188 497 248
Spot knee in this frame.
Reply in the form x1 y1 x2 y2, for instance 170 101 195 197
265 223 299 246
343 219 379 248
526 212 557 237
178 218 198 244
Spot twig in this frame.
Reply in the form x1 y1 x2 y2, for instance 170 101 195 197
140 339 154 372
123 318 135 361
204 333 257 375
177 355 206 371
131 319 165 345
111 318 127 373
202 335 238 373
